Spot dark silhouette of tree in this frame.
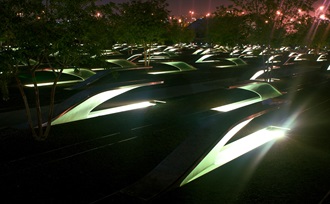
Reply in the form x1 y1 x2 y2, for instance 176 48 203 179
208 5 248 46
115 0 170 66
0 0 109 140
230 0 317 46
166 18 195 45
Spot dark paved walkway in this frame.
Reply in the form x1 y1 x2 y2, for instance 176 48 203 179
0 79 329 204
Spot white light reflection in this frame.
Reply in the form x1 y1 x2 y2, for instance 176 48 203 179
211 97 261 112
88 101 156 118
148 70 181 75
181 125 289 186
25 80 83 87
215 126 287 166
211 82 282 112
51 81 163 125
250 70 265 80
180 118 253 186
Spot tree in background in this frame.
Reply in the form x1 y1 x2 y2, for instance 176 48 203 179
115 0 170 66
229 0 317 47
303 6 330 52
0 0 16 101
0 0 52 140
208 5 248 46
166 18 195 46
0 0 109 140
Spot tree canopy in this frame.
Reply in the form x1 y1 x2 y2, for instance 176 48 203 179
115 0 169 45
1 0 330 140
207 0 321 47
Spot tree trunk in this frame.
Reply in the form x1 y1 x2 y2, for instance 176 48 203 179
44 69 62 138
15 75 37 138
0 79 10 101
31 70 45 140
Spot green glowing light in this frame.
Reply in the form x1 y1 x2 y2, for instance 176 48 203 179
88 101 156 118
24 68 95 87
24 80 83 87
180 125 289 186
212 97 261 112
211 83 282 112
195 54 215 63
238 82 282 100
162 61 197 71
214 126 287 166
90 68 108 71
51 81 163 125
250 70 265 80
52 88 132 125
180 118 253 186
105 59 138 68
148 61 196 75
148 70 182 75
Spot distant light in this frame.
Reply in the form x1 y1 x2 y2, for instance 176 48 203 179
148 70 181 75
316 55 327 62
25 80 83 87
96 12 102 17
250 70 266 80
91 68 107 71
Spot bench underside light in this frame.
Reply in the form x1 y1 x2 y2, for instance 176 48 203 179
51 81 163 125
180 118 289 186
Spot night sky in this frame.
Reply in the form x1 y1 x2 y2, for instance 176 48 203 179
97 0 327 16
97 0 231 16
